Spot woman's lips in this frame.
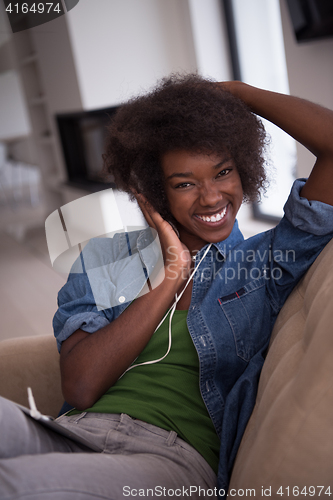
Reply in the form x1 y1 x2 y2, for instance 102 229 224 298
194 205 228 224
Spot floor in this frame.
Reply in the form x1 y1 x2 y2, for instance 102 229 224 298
0 216 66 342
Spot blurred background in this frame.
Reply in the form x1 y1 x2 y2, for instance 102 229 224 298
0 0 333 342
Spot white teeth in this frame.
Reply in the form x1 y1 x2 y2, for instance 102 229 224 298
197 206 227 223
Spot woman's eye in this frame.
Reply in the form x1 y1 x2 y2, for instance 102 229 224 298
175 182 192 189
217 168 231 178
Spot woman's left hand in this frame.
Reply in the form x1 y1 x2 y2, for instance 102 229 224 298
220 80 333 206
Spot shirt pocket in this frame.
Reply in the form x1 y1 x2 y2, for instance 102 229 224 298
218 276 269 362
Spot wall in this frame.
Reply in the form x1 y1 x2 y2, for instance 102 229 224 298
279 0 333 178
65 0 197 109
0 1 10 48
29 15 84 185
0 5 31 144
0 70 31 141
31 16 83 116
188 0 232 81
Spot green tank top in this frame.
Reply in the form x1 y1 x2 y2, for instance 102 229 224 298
69 309 220 472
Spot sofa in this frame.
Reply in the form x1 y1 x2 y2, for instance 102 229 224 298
1 238 333 495
229 237 333 494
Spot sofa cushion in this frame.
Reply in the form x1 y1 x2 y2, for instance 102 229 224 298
0 334 62 418
229 238 333 492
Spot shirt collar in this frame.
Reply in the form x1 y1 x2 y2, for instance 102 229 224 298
212 219 244 258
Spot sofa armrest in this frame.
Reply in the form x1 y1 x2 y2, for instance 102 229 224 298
0 334 63 418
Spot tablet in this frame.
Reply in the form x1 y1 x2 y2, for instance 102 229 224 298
11 396 103 453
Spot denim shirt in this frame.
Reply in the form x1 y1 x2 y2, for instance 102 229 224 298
53 179 333 496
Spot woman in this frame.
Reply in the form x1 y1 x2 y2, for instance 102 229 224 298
1 75 333 499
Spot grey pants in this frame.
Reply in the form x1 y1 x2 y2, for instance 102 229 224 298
0 396 217 499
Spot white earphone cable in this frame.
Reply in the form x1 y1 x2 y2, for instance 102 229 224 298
123 243 212 374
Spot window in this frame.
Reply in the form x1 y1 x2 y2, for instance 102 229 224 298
223 0 296 221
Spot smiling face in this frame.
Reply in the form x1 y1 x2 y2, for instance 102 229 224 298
162 150 243 253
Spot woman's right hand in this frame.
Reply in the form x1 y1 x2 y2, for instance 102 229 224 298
135 193 192 284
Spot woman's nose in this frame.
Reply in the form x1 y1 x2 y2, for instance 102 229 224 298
199 185 222 206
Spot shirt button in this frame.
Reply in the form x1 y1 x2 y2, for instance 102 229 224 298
118 296 125 303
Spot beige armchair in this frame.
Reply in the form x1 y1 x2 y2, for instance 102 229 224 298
0 334 62 418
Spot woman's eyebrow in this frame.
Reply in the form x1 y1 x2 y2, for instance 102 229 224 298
166 171 193 180
213 158 232 170
166 158 232 180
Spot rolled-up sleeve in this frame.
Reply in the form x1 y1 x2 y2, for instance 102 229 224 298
53 273 112 352
52 232 149 352
264 178 333 310
284 178 333 235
